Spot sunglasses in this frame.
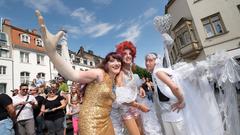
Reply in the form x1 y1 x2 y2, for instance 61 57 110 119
21 88 29 90
48 91 55 94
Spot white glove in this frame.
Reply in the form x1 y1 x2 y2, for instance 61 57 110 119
35 10 99 83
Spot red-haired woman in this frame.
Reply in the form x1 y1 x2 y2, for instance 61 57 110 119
111 41 149 135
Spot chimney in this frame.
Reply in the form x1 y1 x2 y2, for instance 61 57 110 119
80 46 84 54
3 19 11 25
88 50 93 55
32 29 38 35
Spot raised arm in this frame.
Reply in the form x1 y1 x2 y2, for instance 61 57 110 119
35 10 100 83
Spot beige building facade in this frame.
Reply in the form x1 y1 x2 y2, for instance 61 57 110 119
165 0 240 64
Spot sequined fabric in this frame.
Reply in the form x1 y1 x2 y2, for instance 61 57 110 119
79 73 116 135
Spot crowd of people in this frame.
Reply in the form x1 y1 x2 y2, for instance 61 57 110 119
0 71 158 135
0 74 87 135
1 9 240 135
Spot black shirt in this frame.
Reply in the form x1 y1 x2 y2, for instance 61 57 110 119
43 95 65 120
0 94 12 120
33 95 45 118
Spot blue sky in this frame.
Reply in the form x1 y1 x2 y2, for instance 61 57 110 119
0 0 168 67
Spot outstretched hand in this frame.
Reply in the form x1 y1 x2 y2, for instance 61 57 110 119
35 10 64 54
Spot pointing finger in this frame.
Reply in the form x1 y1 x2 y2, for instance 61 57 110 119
35 10 46 27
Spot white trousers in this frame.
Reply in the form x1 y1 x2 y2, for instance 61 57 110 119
162 120 185 135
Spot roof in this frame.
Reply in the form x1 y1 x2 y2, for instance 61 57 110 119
172 17 191 31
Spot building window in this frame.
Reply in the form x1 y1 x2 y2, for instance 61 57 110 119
90 61 93 66
0 32 7 42
80 68 84 71
70 54 75 59
37 72 45 81
0 49 9 58
176 27 193 47
20 34 30 44
20 52 29 63
35 38 43 47
76 58 80 63
178 31 192 47
83 59 87 65
37 54 44 65
20 72 30 84
0 83 6 93
202 13 226 38
72 66 75 69
238 5 240 13
0 66 6 75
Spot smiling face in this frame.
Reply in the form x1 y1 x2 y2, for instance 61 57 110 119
20 86 29 96
71 86 77 93
122 49 133 65
107 56 122 75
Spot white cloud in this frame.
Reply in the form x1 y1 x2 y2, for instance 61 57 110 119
71 8 96 24
63 25 81 35
23 0 70 14
115 23 125 31
91 0 112 5
118 24 141 43
143 8 158 18
63 23 114 38
68 8 114 38
85 23 114 38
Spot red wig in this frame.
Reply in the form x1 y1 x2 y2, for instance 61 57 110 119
116 41 136 59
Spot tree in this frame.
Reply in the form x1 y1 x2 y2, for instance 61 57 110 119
133 65 151 79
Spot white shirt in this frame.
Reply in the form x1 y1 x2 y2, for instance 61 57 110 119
152 67 183 122
12 94 37 121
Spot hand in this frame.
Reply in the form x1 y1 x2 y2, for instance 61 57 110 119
171 100 185 113
43 109 51 113
19 101 27 106
139 88 146 98
51 108 58 112
138 103 150 112
35 10 64 54
28 101 35 106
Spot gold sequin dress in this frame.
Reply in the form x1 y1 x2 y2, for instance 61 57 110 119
79 73 116 135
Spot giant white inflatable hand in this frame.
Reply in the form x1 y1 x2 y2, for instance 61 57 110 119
36 10 64 54
35 10 99 83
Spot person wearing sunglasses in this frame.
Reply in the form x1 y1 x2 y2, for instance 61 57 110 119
40 87 67 135
12 83 38 135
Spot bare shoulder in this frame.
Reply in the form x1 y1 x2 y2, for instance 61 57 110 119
116 71 124 86
93 68 105 82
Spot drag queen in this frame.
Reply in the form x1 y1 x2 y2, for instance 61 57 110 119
111 41 162 135
145 52 228 135
145 53 186 135
36 10 123 135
